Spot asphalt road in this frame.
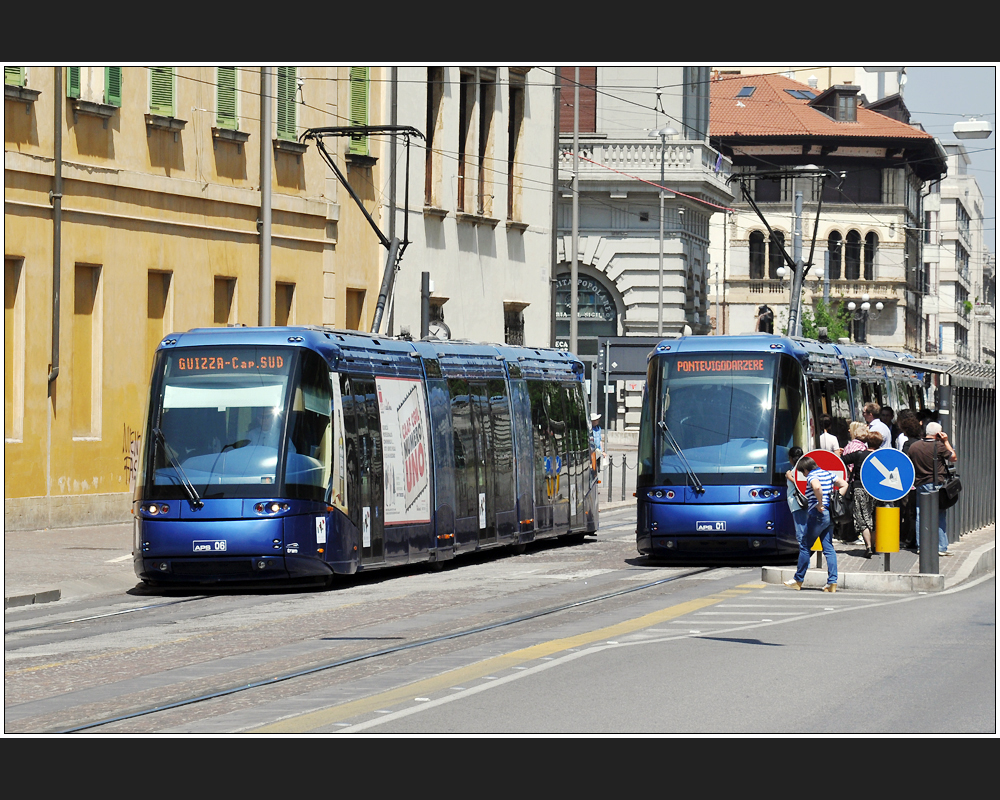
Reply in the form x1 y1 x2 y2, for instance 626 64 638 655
5 506 994 735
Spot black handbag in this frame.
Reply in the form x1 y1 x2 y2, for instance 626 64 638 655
829 488 850 523
938 461 963 510
934 442 963 510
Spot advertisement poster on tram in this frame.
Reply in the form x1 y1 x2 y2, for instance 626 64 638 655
376 377 431 524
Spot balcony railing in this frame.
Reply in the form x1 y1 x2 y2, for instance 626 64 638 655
559 138 731 187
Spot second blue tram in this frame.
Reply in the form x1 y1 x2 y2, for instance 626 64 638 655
133 326 599 585
636 334 928 563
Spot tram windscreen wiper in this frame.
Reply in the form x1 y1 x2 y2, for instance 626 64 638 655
658 420 705 493
153 427 204 509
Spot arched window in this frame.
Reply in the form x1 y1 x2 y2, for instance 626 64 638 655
768 231 785 279
827 232 842 280
749 231 765 279
845 230 862 280
864 232 877 281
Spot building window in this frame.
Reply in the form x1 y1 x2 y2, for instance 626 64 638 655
346 288 366 331
749 231 766 279
477 70 496 216
838 94 857 122
755 174 781 203
845 230 862 280
276 67 297 141
216 67 238 130
348 67 369 156
828 232 842 280
275 282 295 326
507 70 526 221
864 233 877 281
149 67 175 116
457 70 475 212
66 67 121 107
5 257 25 442
425 67 445 207
73 264 103 439
504 303 526 346
682 66 710 140
147 271 172 381
214 276 236 325
558 67 597 133
5 66 26 87
768 231 785 279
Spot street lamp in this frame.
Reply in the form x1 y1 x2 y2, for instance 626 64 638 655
846 293 884 343
953 116 993 139
648 126 678 336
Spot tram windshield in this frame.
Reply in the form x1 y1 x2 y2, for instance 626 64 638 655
139 347 332 501
638 352 807 486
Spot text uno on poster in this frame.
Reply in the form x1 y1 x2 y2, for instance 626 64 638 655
376 377 431 524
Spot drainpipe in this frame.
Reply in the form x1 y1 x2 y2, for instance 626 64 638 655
259 67 272 327
48 66 63 393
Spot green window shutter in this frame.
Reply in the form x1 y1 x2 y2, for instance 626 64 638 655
349 67 369 156
66 66 81 98
5 66 25 87
105 67 122 107
149 67 174 116
216 67 237 129
276 67 296 140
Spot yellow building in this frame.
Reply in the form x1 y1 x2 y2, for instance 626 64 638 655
5 66 385 530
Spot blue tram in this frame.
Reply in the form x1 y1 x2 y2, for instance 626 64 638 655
636 334 929 563
133 327 598 585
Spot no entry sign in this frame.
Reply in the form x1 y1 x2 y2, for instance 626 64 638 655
793 449 847 496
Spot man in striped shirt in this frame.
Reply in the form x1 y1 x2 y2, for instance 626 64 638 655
785 456 849 592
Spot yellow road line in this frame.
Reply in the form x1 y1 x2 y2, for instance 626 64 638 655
252 590 741 733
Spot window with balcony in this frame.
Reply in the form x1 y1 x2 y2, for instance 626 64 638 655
828 232 842 280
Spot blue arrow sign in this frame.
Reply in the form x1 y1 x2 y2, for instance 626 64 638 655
859 448 915 503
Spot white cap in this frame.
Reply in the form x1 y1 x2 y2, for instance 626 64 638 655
591 413 602 421
925 422 943 436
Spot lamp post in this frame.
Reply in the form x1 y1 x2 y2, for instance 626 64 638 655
648 126 677 336
847 293 884 343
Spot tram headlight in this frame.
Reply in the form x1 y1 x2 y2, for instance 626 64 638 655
254 502 290 514
144 503 169 516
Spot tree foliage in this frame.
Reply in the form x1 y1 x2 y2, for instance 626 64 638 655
800 298 852 342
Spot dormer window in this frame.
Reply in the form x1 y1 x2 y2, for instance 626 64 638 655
736 86 756 98
838 94 857 122
809 85 860 123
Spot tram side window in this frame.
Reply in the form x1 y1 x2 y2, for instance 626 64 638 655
487 379 514 511
340 376 361 529
449 378 477 520
528 379 553 507
819 378 851 446
775 358 807 473
285 351 332 501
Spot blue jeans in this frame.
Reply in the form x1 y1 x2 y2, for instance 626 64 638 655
915 483 949 553
794 508 837 585
791 507 808 545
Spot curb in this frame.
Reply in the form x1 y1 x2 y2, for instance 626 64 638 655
5 589 61 610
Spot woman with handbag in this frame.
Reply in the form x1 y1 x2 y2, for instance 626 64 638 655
907 421 958 556
841 429 883 558
785 456 849 592
785 447 808 545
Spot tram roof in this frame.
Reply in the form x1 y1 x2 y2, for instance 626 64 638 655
158 326 584 374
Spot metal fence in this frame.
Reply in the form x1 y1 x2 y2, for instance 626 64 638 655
947 371 996 540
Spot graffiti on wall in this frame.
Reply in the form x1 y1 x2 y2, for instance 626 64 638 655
123 424 141 493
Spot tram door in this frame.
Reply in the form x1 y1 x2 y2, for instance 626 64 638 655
354 378 384 565
449 378 500 550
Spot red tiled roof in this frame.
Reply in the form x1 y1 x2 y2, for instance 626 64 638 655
710 73 934 141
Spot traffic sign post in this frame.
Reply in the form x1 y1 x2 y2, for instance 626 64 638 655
858 449 915 572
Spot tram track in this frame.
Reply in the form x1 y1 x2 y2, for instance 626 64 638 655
54 564 713 733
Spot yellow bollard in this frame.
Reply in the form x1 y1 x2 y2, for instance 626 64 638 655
811 535 823 551
875 506 900 553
